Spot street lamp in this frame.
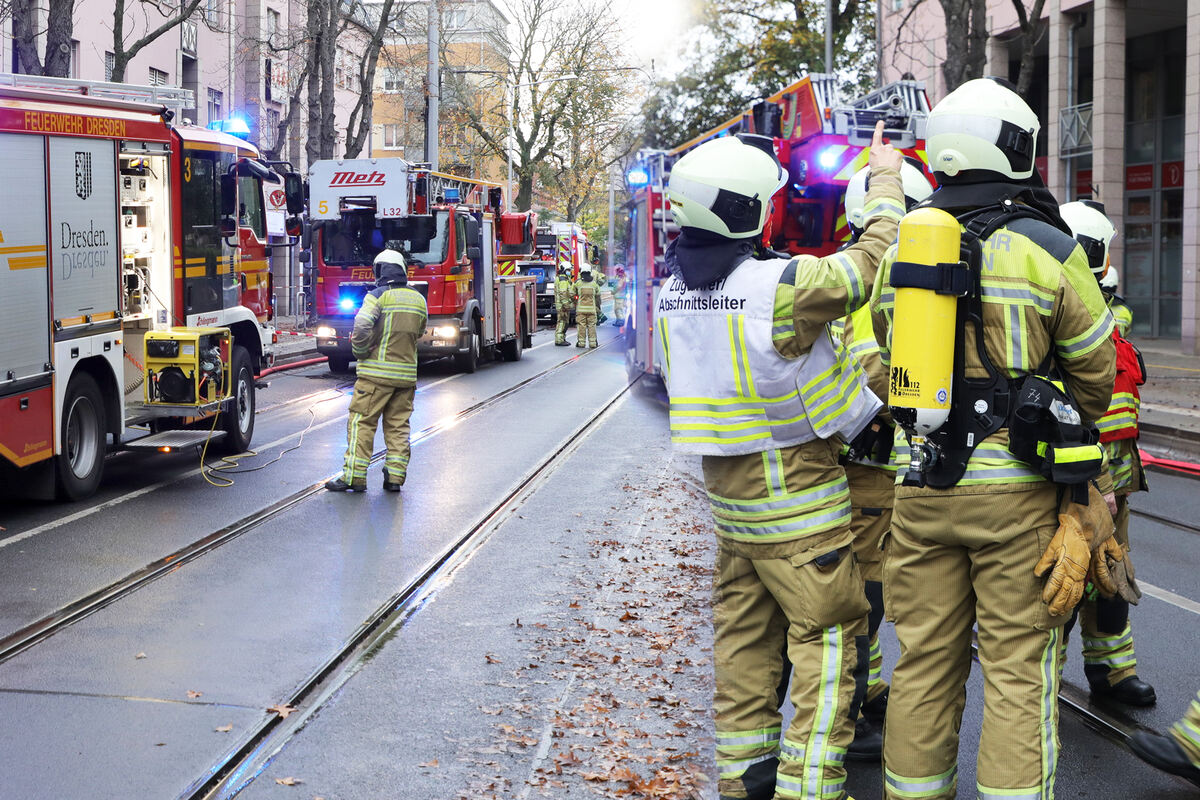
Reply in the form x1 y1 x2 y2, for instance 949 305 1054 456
508 74 579 208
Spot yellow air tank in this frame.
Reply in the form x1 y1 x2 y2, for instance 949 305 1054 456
887 207 961 437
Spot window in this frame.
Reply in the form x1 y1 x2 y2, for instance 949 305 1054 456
207 88 223 124
104 52 115 82
206 0 222 27
149 67 169 86
238 175 266 239
264 108 280 150
383 69 402 92
265 59 273 102
70 40 80 78
443 9 467 28
267 8 280 45
382 124 403 149
891 0 903 9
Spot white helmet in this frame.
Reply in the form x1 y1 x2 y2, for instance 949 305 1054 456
1100 266 1119 293
844 160 935 232
1059 200 1116 277
373 248 407 280
667 134 788 239
926 78 1039 180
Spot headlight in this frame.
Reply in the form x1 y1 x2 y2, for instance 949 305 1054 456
316 326 336 338
433 324 459 339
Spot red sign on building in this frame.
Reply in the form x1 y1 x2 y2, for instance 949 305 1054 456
1162 161 1184 189
1125 164 1154 191
1075 169 1093 198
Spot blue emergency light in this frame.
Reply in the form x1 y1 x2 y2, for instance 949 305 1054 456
444 187 461 202
626 167 650 188
340 298 355 311
817 148 839 170
207 116 252 140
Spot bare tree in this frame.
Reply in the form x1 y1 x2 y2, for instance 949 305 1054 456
343 0 401 159
108 0 205 83
1009 0 1049 95
446 0 624 211
11 0 76 77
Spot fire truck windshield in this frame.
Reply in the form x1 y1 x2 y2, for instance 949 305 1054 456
321 210 449 267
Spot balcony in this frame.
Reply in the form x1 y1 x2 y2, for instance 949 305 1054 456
1060 102 1093 157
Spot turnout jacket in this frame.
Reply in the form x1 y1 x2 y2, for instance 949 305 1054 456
1100 296 1145 494
658 165 905 554
573 274 601 314
351 267 428 387
555 274 575 310
871 210 1116 503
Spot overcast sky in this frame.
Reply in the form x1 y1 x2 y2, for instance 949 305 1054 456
611 0 700 76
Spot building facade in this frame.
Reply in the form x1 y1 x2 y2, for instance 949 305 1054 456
879 0 1199 352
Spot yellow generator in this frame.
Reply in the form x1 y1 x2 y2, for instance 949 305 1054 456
144 327 231 407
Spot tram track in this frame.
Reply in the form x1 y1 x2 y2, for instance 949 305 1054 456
0 343 613 667
181 375 638 800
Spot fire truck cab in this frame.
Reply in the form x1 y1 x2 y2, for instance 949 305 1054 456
0 76 303 500
305 160 536 373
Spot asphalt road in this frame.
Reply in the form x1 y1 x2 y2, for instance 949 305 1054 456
0 318 1198 800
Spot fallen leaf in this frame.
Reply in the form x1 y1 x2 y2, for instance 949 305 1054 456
154 742 166 747
274 776 301 786
418 758 439 768
580 771 609 782
619 611 640 622
214 724 233 733
267 704 297 719
484 653 502 664
186 690 202 699
135 652 147 660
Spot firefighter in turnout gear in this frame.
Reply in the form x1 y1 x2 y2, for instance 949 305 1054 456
554 263 574 346
1058 201 1156 706
833 160 935 761
870 78 1117 800
326 250 427 493
613 266 628 327
573 266 601 348
656 122 904 800
1129 690 1200 787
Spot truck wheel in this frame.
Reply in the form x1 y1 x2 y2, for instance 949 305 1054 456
456 326 479 373
56 372 106 501
328 355 351 373
501 318 525 362
219 346 256 454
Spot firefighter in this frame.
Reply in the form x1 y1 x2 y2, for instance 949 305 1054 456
326 250 427 493
833 159 934 761
1129 691 1200 786
554 262 574 346
573 265 601 349
871 78 1117 800
657 122 904 800
1058 201 1155 706
612 265 628 327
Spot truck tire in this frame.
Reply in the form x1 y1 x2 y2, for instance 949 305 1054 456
501 317 525 362
219 346 256 454
456 326 480 373
56 372 106 501
328 355 351 374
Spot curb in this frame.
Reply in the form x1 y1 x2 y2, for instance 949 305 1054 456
1139 421 1200 466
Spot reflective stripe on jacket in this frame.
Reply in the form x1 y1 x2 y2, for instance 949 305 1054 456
1098 307 1143 443
573 276 600 313
657 257 881 456
555 276 574 309
873 215 1116 493
831 303 898 471
351 285 427 386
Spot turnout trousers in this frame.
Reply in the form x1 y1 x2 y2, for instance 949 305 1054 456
555 306 572 344
714 539 869 799
576 311 598 348
1172 691 1200 767
883 485 1068 800
341 377 415 485
845 463 893 705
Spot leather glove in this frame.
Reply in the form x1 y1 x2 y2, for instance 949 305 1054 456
1035 512 1092 616
1090 538 1141 604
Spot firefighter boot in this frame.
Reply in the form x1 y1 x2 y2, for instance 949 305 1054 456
846 715 883 762
861 685 889 725
382 468 403 493
325 477 367 493
1129 731 1200 787
718 755 777 800
1087 666 1157 707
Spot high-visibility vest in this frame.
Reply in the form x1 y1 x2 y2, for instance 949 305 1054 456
655 256 881 456
1097 327 1143 443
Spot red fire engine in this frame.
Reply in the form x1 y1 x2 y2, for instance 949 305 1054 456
304 160 538 373
623 75 934 381
0 76 302 500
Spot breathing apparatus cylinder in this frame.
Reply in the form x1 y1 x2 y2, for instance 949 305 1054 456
887 207 962 484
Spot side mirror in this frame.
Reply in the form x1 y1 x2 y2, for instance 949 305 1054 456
283 172 305 215
219 216 237 239
220 173 238 217
286 215 302 237
463 215 480 245
298 250 311 264
467 245 481 260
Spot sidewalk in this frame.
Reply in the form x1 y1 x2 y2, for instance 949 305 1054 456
1127 339 1200 459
